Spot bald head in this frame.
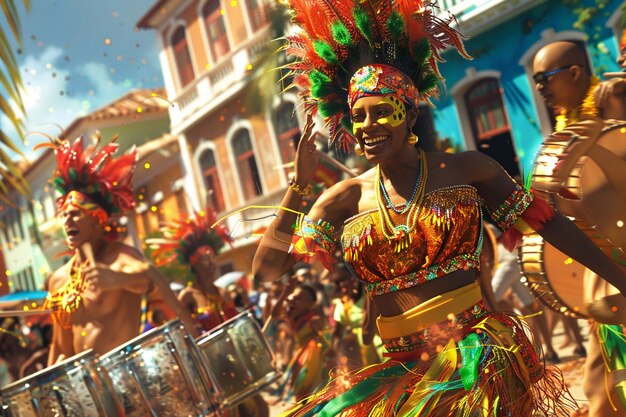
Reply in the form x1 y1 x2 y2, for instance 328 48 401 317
533 41 591 111
534 41 588 71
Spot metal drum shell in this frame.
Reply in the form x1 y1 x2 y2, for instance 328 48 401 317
1 349 122 417
195 311 280 410
99 319 220 417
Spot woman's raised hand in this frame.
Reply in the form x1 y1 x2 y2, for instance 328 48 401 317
293 113 319 187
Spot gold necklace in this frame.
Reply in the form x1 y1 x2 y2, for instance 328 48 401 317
375 149 428 252
555 75 599 132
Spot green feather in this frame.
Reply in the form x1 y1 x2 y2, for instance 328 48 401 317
331 21 353 47
309 70 333 99
341 115 352 131
318 100 343 118
68 167 78 182
419 72 439 94
412 39 433 84
353 7 372 44
386 11 404 43
313 40 339 64
52 177 65 193
413 38 432 64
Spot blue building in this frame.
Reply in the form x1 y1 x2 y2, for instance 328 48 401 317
429 0 624 179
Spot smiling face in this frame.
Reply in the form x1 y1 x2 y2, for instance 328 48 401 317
351 95 415 163
58 205 103 250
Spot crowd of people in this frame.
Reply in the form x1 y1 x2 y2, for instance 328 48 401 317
0 0 625 416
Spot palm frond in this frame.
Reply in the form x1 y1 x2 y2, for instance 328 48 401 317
0 0 30 203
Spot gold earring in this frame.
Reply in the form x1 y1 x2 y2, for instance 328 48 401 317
408 133 418 145
354 143 364 156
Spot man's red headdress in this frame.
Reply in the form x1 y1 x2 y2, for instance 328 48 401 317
37 135 136 225
146 208 233 268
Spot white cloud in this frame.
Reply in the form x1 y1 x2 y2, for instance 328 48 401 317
1 45 145 161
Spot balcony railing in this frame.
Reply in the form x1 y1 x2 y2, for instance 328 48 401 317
435 0 546 36
169 25 272 130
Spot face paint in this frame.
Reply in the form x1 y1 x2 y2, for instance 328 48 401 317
378 96 406 127
351 95 406 135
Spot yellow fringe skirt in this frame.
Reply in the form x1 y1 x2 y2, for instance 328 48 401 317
280 282 576 417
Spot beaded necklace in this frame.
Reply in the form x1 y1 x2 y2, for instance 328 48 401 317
380 157 423 215
375 149 428 252
43 256 87 328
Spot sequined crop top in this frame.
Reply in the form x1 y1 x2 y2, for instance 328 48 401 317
289 183 553 297
341 186 482 296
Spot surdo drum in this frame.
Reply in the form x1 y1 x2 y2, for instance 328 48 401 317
99 319 220 417
520 121 626 318
1 350 122 417
196 311 279 410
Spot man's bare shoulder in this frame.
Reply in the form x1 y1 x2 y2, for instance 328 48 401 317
106 240 144 258
48 261 72 292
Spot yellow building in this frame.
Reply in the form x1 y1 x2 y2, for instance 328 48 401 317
137 0 313 274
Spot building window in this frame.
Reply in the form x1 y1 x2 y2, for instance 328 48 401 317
246 0 269 32
273 102 300 179
465 78 520 177
199 148 226 212
171 26 195 88
174 189 187 214
232 129 263 200
202 1 230 62
25 267 35 291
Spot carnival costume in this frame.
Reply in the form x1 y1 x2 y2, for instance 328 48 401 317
275 310 332 403
275 0 576 415
41 136 137 328
146 208 237 331
332 295 383 372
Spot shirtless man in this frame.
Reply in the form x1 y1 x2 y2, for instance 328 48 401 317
177 248 238 332
533 40 626 417
44 138 196 365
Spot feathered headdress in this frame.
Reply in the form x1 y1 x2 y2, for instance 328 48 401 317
281 0 470 151
37 134 136 224
146 209 233 267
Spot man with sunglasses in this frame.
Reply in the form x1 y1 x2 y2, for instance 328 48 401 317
533 40 626 417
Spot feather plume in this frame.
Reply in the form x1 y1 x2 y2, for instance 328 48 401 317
146 208 233 267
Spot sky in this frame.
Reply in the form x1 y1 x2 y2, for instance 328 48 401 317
1 0 164 159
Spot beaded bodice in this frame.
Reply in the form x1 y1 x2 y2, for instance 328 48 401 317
341 186 483 296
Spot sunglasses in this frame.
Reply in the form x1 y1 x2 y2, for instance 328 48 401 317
532 65 575 84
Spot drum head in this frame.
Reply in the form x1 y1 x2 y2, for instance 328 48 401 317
575 124 626 251
518 234 588 318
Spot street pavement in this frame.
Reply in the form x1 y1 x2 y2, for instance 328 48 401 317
262 317 592 417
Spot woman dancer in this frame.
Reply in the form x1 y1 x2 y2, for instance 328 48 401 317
252 0 626 415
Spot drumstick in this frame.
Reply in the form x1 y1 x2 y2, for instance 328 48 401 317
603 72 626 78
82 241 98 300
261 316 273 334
0 309 52 317
82 241 96 266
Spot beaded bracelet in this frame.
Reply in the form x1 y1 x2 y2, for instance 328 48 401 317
289 178 312 197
